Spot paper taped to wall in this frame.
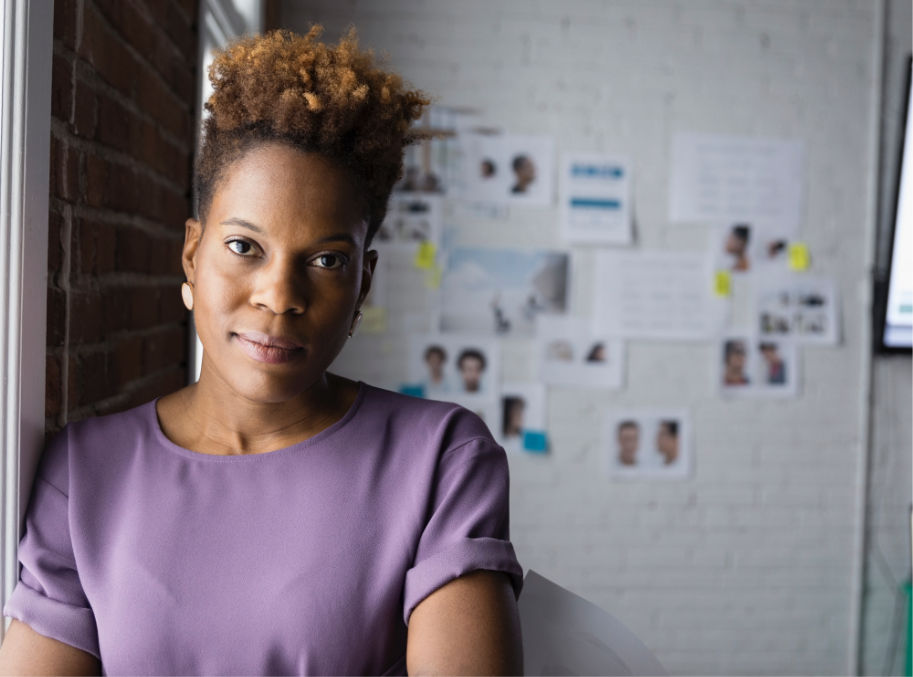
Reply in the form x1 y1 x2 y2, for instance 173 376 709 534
560 153 633 245
669 133 805 232
593 250 725 340
519 571 667 676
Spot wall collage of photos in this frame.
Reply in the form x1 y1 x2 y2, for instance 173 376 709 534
332 108 840 480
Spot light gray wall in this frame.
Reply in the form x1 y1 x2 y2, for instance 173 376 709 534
279 2 887 674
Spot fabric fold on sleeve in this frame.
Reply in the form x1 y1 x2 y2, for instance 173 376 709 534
404 536 523 624
3 430 99 658
3 581 100 658
403 434 524 625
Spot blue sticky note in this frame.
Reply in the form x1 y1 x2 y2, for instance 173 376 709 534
522 430 548 453
399 384 425 398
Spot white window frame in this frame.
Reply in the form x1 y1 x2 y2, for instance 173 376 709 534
0 0 53 633
189 0 264 383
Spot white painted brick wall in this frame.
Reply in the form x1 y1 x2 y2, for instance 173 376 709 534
279 2 885 674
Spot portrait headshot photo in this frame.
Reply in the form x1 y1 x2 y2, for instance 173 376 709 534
724 224 752 272
407 334 501 404
537 316 624 390
719 334 799 399
495 383 547 454
604 409 692 480
715 223 795 275
461 133 554 206
511 154 537 194
722 339 750 386
456 348 487 394
503 134 554 206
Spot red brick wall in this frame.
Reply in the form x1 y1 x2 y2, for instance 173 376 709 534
47 0 199 438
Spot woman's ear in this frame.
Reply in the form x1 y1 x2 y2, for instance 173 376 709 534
182 218 203 283
357 249 379 307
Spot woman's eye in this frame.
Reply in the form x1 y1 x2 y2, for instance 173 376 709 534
227 240 254 256
313 254 344 270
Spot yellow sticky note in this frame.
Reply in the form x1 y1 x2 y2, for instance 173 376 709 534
714 270 731 297
414 242 437 270
360 306 387 334
788 242 810 271
425 265 443 290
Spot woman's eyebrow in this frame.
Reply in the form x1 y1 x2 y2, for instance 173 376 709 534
315 233 357 247
220 217 263 233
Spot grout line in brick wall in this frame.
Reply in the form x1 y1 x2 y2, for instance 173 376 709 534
50 117 190 206
48 196 187 244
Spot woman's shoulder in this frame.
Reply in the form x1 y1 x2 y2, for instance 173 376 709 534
37 401 160 489
357 383 499 456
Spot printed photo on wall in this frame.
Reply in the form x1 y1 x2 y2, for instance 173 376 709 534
603 409 693 480
440 247 570 336
537 316 624 389
461 133 554 206
715 223 791 274
496 383 548 454
375 194 443 248
502 134 554 206
718 334 799 399
405 333 501 403
755 273 840 345
461 132 509 204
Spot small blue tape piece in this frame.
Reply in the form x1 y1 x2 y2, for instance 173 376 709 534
522 430 548 453
398 384 425 399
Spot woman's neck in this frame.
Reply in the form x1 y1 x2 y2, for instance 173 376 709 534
156 369 359 456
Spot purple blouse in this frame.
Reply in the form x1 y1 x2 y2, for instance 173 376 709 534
3 383 522 675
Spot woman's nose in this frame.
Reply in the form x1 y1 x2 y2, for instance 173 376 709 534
248 256 307 315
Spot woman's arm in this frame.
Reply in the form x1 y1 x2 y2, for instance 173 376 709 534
0 619 99 676
406 570 523 676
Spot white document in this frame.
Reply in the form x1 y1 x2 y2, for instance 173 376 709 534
594 250 725 341
537 315 624 389
669 133 806 232
519 570 668 676
755 273 840 346
560 153 632 244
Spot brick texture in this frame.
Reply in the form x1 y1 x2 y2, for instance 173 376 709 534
47 0 197 438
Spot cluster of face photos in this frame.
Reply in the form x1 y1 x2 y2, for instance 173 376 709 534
714 221 839 400
353 109 839 481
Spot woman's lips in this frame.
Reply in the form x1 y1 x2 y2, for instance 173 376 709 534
234 332 304 365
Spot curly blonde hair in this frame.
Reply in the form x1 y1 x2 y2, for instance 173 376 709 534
196 26 431 242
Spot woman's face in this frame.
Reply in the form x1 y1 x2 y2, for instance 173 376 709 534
183 144 376 403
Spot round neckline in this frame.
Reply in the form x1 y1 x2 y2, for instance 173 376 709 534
150 381 369 462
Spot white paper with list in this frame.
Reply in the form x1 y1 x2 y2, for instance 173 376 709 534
560 153 633 245
668 133 806 232
519 570 667 676
594 250 725 341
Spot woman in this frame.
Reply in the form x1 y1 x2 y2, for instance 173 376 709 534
0 28 523 675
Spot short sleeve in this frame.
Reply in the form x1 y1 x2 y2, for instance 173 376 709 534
3 429 100 658
403 437 523 624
